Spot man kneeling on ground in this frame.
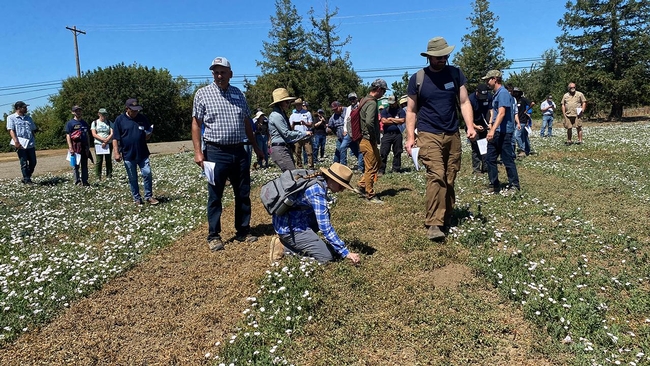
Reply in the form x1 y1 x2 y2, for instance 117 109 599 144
270 163 361 264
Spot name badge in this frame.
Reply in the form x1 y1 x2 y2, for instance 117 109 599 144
139 126 144 130
444 82 454 90
231 94 240 100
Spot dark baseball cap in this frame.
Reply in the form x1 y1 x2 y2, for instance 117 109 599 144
71 105 82 112
14 101 28 109
476 84 489 100
125 98 143 111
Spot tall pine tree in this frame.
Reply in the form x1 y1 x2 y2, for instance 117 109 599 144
452 0 512 90
557 0 650 120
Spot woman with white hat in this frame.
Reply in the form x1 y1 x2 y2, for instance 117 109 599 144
267 88 312 171
269 162 361 264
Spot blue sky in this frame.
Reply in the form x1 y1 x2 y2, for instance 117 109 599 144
1 0 568 112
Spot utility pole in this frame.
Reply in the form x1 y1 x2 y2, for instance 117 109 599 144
66 26 86 78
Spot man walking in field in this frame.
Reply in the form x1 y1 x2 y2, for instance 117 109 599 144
6 101 38 184
405 37 476 241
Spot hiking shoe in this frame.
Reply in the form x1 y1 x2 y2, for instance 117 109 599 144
368 196 384 204
208 238 225 251
146 197 160 205
427 226 446 241
269 236 285 263
517 151 527 157
235 234 258 243
134 199 143 206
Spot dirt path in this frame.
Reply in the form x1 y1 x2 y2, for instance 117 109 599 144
0 141 193 180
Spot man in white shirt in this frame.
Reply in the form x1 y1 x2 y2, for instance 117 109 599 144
289 99 314 168
539 95 556 137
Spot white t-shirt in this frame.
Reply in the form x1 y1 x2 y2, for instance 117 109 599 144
289 109 312 133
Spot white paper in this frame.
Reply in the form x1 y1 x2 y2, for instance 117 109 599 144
576 107 583 115
9 137 30 148
203 161 216 185
65 152 81 166
95 144 110 155
524 126 532 135
476 138 488 155
411 147 420 171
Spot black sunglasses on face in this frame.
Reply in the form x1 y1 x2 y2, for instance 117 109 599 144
434 55 449 60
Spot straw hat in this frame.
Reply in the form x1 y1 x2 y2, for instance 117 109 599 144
320 163 354 191
420 37 455 57
269 88 297 107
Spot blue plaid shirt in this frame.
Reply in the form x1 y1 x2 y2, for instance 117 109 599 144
272 180 349 258
193 82 251 145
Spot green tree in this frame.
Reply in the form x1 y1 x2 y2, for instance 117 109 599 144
557 0 650 120
51 63 192 142
390 72 410 99
246 0 361 114
452 0 513 89
506 49 566 110
257 0 309 96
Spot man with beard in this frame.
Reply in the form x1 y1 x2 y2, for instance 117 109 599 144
561 82 587 145
405 37 476 241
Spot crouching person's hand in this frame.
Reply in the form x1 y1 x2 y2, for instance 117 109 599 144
346 252 360 264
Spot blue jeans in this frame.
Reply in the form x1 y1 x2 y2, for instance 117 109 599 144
486 132 520 190
204 144 251 241
514 127 530 155
123 158 153 201
313 134 326 160
541 115 553 137
339 134 364 171
333 138 342 163
16 147 37 183
255 134 269 167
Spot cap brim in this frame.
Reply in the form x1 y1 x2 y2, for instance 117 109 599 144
320 167 354 191
127 106 143 111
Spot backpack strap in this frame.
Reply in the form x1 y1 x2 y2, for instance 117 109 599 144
415 68 425 112
446 65 465 129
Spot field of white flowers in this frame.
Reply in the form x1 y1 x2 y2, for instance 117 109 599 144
2 123 650 366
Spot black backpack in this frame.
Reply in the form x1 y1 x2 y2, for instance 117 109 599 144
260 169 322 215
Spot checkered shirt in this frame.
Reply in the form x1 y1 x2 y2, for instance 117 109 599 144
193 83 251 145
272 180 349 258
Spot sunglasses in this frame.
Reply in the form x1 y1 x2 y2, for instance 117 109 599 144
433 55 449 60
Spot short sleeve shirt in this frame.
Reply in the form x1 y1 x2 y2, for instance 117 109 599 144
193 83 251 145
65 119 90 147
561 91 586 117
113 112 151 162
407 66 467 134
289 109 312 133
6 113 37 148
491 86 516 134
380 106 405 133
91 119 112 144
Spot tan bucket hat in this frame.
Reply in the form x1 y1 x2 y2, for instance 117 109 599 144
320 163 354 191
269 88 297 107
420 37 455 57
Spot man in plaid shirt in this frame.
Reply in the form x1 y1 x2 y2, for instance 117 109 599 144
192 56 264 252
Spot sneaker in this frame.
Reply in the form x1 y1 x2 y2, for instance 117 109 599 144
565 141 573 145
146 197 160 205
517 151 527 157
368 196 384 204
269 236 285 263
235 233 258 243
427 226 446 241
208 238 225 251
575 141 583 145
134 199 143 206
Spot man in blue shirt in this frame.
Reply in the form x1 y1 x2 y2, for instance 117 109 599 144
378 95 406 175
6 101 38 184
112 98 159 205
327 101 346 164
66 105 91 186
405 37 477 241
482 70 521 193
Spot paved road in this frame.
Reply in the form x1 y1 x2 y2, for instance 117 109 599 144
0 140 193 180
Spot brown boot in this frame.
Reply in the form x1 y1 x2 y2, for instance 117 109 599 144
269 236 285 263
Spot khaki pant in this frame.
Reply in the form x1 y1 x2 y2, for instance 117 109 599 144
358 138 380 199
417 131 461 227
294 139 313 168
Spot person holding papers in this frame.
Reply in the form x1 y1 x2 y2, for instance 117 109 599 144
91 108 114 180
468 84 491 174
66 105 92 187
561 82 587 145
191 56 264 252
6 101 38 184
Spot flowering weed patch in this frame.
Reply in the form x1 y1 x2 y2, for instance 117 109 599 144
0 153 208 343
211 257 322 365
